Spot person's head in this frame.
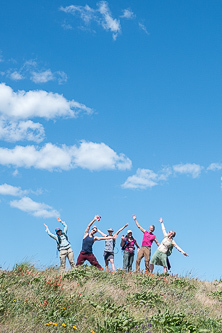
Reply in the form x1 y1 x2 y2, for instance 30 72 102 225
55 228 62 236
168 230 176 239
91 225 98 235
149 225 155 233
127 230 133 238
107 228 114 236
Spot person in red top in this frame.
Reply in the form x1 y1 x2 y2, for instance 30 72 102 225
132 214 159 272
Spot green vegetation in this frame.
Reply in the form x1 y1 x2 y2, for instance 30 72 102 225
0 264 222 332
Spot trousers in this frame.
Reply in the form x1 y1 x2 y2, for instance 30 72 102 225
136 246 151 272
59 247 75 273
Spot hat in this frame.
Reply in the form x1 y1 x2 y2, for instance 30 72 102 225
107 228 114 232
55 228 62 233
127 230 133 234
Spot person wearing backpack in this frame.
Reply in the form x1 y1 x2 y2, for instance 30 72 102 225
132 214 159 272
120 230 140 272
150 218 189 274
97 223 129 272
44 218 75 273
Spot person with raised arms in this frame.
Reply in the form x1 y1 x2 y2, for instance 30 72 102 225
76 215 112 269
132 214 159 272
97 223 129 272
44 218 75 274
150 217 189 274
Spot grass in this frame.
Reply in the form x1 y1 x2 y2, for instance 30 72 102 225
0 263 222 332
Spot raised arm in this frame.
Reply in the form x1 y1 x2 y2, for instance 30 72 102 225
132 215 145 233
44 224 58 241
97 229 107 237
113 223 128 239
120 235 126 248
84 215 100 236
172 240 189 256
57 218 67 234
159 218 168 237
94 236 113 241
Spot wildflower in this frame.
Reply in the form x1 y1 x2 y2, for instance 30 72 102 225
45 323 49 326
62 323 66 327
25 298 28 302
73 326 77 329
90 330 95 333
53 323 57 326
49 321 53 325
63 307 66 309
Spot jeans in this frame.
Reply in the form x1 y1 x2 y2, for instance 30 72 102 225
123 250 134 272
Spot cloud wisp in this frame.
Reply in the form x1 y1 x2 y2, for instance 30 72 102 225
10 196 59 218
60 1 136 40
0 141 132 171
1 59 68 85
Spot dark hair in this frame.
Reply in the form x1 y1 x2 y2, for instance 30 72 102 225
150 225 155 231
172 231 176 238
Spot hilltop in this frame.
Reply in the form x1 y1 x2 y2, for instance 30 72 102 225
0 264 222 333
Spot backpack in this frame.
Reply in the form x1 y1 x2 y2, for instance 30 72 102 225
166 243 173 256
121 235 135 251
56 233 69 250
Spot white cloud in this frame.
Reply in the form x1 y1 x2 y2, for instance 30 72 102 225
60 1 121 40
0 118 45 142
120 9 135 19
122 163 205 190
10 196 59 218
207 163 222 171
138 22 149 35
73 141 132 170
173 163 203 178
0 83 92 120
0 183 28 196
0 141 132 171
122 168 158 189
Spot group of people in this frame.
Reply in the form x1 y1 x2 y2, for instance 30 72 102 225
44 215 188 274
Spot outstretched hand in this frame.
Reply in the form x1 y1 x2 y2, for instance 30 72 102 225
95 215 101 221
159 217 163 223
57 218 62 223
132 214 136 220
125 223 129 227
44 223 48 229
184 253 189 257
121 235 125 240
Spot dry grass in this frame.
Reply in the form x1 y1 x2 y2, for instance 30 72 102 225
0 264 222 332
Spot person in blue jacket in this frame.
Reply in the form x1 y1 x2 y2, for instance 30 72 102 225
44 217 75 273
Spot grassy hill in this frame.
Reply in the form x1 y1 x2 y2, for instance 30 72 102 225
0 263 222 332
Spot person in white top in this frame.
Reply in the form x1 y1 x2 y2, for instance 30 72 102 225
150 218 188 274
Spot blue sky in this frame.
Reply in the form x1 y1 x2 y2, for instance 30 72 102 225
0 0 222 281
